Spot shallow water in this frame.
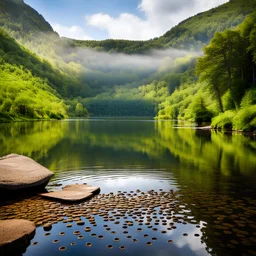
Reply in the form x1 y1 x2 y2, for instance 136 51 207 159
0 118 256 256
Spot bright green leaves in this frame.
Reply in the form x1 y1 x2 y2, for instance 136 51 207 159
0 63 68 121
196 14 256 113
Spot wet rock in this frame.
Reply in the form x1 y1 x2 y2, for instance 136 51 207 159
43 223 52 231
41 184 100 202
0 154 53 191
41 190 93 202
63 184 100 194
0 219 36 254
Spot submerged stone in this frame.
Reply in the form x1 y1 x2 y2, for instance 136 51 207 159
41 184 100 202
41 190 93 202
63 184 100 194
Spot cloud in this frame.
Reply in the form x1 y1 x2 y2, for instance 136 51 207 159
139 0 196 15
86 13 151 40
53 24 93 40
86 0 229 40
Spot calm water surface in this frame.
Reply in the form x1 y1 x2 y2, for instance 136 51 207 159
0 118 256 256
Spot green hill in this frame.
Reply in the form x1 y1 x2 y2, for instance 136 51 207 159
0 0 56 40
71 0 256 53
157 0 256 50
0 29 67 121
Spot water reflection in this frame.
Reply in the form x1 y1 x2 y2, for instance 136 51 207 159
0 119 256 256
0 121 66 160
1 119 255 180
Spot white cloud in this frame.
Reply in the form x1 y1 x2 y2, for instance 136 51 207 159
86 12 151 40
53 24 93 40
86 0 229 40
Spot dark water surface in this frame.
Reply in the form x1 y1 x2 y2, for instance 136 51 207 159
0 118 256 256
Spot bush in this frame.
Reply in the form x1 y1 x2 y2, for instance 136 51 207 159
211 110 236 130
194 109 213 124
240 88 256 108
223 90 235 111
233 105 256 131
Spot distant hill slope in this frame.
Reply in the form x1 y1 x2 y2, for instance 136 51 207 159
0 28 86 97
0 29 67 121
72 0 256 53
0 0 91 98
0 0 55 38
158 0 256 49
1 0 255 55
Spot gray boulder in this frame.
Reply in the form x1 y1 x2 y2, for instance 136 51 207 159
0 154 53 191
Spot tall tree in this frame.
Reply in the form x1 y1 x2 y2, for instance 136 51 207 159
196 29 247 110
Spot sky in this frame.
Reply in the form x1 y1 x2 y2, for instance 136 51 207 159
24 0 229 41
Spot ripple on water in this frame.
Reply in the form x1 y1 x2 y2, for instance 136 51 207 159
47 168 178 193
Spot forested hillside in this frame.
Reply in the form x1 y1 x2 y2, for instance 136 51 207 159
0 0 90 99
0 0 54 36
0 0 255 130
71 0 256 53
0 29 67 122
157 13 256 131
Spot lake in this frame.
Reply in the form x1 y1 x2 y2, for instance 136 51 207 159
0 118 256 256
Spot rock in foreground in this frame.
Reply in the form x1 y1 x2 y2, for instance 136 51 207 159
41 184 100 202
63 184 100 194
0 154 53 191
0 219 36 254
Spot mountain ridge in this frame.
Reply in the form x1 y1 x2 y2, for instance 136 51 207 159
71 0 256 53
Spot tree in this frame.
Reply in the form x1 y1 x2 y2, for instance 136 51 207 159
196 58 225 113
239 13 256 83
196 29 247 110
189 95 213 124
75 103 84 117
75 103 89 117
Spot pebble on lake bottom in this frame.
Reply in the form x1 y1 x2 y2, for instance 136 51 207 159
0 188 255 255
59 246 66 251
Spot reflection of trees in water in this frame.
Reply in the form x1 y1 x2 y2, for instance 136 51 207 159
1 119 255 178
0 121 66 160
155 121 256 176
174 187 256 256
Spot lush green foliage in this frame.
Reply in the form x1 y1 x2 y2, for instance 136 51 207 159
0 0 89 98
82 56 196 116
197 13 256 130
0 29 91 121
0 29 84 97
0 61 67 122
157 13 256 130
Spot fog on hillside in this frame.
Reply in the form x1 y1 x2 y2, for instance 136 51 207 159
59 45 199 71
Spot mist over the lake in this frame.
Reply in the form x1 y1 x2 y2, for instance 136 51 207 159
58 43 200 72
